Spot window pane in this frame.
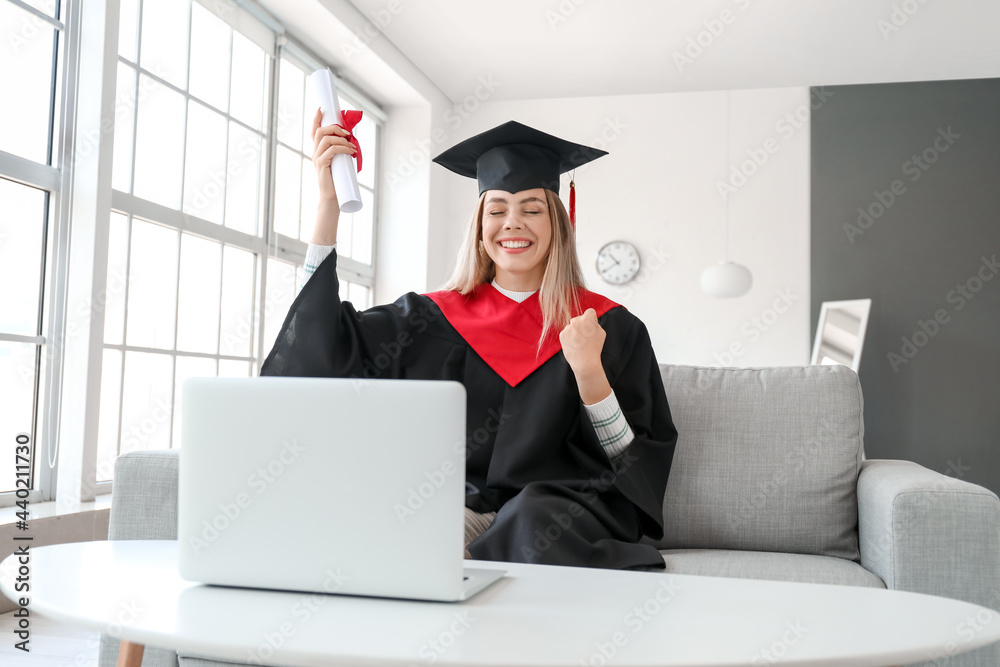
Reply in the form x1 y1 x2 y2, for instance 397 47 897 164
103 212 130 345
338 202 354 261
20 0 57 17
189 2 231 113
0 2 55 164
218 359 250 377
112 62 137 193
176 234 222 354
230 32 266 133
182 100 228 224
348 282 370 310
172 355 216 448
263 259 296 354
219 245 255 357
356 114 376 189
224 121 263 235
133 74 186 209
140 0 190 90
350 187 374 265
120 350 173 454
273 145 301 238
0 178 45 336
299 155 317 242
126 219 178 349
119 0 139 61
0 342 37 493
277 58 304 150
338 278 349 303
95 348 123 482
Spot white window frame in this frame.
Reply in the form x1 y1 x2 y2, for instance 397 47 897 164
0 0 79 507
0 0 386 509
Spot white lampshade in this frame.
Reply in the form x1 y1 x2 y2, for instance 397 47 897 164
700 261 753 298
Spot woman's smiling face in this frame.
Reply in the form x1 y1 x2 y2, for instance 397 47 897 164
481 188 553 290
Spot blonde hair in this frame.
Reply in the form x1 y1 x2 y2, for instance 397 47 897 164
440 189 586 353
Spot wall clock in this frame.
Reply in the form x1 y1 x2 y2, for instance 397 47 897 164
596 241 641 285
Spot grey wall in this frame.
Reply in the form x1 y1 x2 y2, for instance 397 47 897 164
811 78 1000 494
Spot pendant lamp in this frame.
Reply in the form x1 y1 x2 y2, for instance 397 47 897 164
701 91 753 298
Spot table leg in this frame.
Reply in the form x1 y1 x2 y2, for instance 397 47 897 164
116 640 145 667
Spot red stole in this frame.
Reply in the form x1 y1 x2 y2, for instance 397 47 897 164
423 283 622 387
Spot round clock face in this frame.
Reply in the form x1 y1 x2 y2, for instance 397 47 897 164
596 241 641 285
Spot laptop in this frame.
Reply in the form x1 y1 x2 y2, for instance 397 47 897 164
177 376 505 602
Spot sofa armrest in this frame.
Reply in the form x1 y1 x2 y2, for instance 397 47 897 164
108 450 180 541
859 458 1000 666
859 459 1000 601
99 451 182 667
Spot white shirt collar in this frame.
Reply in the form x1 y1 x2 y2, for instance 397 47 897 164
490 279 537 303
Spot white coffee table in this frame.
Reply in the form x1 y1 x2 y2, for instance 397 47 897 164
3 540 1000 667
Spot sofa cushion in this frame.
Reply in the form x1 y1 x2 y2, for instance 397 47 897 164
657 549 885 588
647 364 864 561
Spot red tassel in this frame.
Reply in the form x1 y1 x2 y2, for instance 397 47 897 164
569 179 576 230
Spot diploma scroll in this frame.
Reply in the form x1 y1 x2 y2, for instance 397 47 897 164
307 68 363 214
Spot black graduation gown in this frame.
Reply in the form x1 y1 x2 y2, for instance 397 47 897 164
260 249 678 571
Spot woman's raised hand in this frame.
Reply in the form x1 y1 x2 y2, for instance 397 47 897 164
560 309 613 405
560 308 607 377
310 107 357 244
311 107 358 204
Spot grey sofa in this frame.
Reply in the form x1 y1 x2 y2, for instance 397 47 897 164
98 363 1000 667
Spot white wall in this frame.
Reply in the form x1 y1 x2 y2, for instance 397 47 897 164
374 97 471 301
375 105 431 303
284 1 813 367
425 88 813 367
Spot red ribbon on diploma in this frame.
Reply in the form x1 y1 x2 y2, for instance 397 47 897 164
336 110 363 173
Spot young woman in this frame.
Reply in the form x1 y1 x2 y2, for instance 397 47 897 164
260 113 678 571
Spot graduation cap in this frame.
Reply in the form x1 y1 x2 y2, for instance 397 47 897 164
432 120 608 229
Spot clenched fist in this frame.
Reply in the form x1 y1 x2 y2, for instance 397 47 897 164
560 308 606 377
560 308 612 405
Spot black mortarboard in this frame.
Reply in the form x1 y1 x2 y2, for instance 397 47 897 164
432 121 607 227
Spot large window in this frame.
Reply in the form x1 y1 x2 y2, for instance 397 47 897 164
0 0 383 504
274 50 377 307
0 179 49 495
0 0 65 496
98 0 275 477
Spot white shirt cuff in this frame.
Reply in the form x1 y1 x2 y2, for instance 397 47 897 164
583 389 636 457
300 243 337 291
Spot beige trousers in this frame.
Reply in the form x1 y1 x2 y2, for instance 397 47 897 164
463 507 497 558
